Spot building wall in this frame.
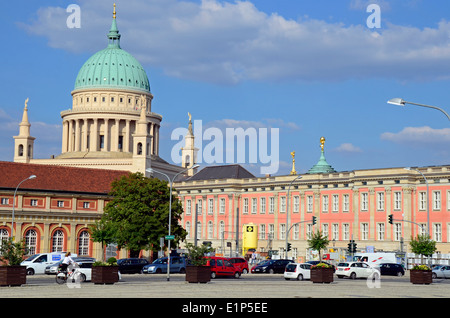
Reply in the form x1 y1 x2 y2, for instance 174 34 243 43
176 166 450 258
0 191 131 260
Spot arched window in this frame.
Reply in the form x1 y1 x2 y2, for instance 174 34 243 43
137 142 142 155
185 221 191 239
0 229 9 246
52 230 64 252
78 231 90 256
18 144 24 156
25 229 37 255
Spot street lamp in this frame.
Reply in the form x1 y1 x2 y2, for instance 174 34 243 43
387 98 450 121
285 174 302 258
146 164 199 281
11 175 36 239
404 167 430 236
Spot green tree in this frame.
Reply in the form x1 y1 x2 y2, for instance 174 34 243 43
90 219 116 262
307 230 329 261
98 172 187 257
410 234 436 265
0 238 27 266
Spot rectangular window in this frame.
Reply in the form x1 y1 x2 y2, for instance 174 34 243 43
361 223 369 240
322 223 329 238
197 199 203 215
332 223 339 240
219 198 225 214
419 192 427 210
293 196 299 213
394 192 402 210
83 202 90 209
268 224 274 240
260 197 266 214
259 224 266 240
433 223 442 242
30 199 38 207
186 199 191 215
322 195 329 213
394 223 402 241
280 196 286 213
332 194 339 212
343 194 349 212
57 200 64 208
377 192 385 211
307 195 313 213
293 224 299 240
361 193 368 211
208 198 214 215
251 198 257 214
279 224 286 240
269 197 275 214
1 198 9 205
377 223 385 241
433 191 441 210
342 223 350 241
243 198 249 214
99 135 105 149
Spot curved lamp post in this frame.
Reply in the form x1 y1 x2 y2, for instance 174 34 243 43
387 98 450 121
146 165 199 281
11 175 36 239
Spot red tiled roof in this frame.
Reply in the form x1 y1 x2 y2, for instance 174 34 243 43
0 161 130 195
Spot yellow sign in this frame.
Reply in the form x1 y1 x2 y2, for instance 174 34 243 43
242 223 258 255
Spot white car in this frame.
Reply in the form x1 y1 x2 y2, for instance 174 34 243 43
284 263 312 281
336 262 379 279
432 265 450 279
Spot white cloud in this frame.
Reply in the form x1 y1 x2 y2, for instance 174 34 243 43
381 126 450 144
18 0 450 84
333 143 363 153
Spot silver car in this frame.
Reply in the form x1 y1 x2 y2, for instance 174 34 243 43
432 265 450 279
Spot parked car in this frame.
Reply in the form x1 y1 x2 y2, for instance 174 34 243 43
142 256 187 274
251 259 293 274
432 265 450 279
284 263 312 281
378 263 404 276
117 258 149 274
336 262 380 279
228 257 249 274
21 252 75 275
45 257 96 275
206 256 241 279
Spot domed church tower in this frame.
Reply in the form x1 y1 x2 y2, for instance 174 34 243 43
15 5 185 178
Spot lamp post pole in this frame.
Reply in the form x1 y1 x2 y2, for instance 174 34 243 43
11 175 36 239
146 165 199 281
285 175 302 259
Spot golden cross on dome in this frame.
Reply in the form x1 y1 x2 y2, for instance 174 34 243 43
113 3 116 19
320 137 325 151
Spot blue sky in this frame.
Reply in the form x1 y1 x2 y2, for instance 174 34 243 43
1 0 450 176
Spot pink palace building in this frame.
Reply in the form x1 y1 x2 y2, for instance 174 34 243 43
175 139 450 262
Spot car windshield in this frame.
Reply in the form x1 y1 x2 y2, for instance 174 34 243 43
152 258 167 264
337 263 349 267
24 254 40 261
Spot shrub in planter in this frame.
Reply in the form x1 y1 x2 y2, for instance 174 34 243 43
310 263 334 284
410 265 432 285
185 243 213 283
91 258 119 284
0 238 27 287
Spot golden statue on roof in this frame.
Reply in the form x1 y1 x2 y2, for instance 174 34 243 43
320 137 325 151
290 151 297 175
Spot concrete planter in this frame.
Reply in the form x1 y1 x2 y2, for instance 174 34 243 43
185 265 211 283
410 270 432 284
0 266 27 287
311 267 334 284
92 266 119 284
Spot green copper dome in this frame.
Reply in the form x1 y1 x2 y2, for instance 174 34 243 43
307 137 336 174
73 16 150 93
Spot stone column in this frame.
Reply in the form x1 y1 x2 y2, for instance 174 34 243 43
74 119 81 152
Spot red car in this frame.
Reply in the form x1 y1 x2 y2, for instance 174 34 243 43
205 257 241 279
228 257 249 274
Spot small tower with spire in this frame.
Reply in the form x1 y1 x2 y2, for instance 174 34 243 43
306 136 336 174
14 98 36 163
181 113 198 176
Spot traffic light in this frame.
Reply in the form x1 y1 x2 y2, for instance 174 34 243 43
352 242 357 253
347 240 357 253
388 214 393 224
312 216 317 225
287 243 291 252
